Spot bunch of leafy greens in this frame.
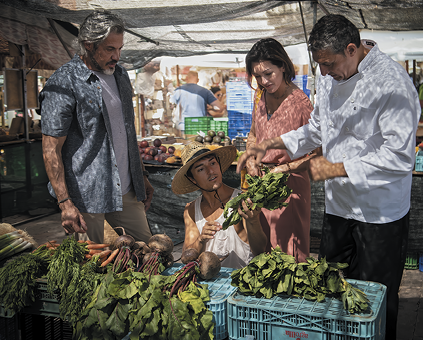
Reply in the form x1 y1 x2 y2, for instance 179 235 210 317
223 167 291 230
73 269 214 340
46 235 88 296
231 246 369 314
0 245 53 314
58 255 104 325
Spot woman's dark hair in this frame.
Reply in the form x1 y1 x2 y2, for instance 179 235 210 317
210 86 221 95
308 14 361 55
245 38 295 90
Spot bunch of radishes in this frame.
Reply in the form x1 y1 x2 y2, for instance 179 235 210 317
138 139 176 163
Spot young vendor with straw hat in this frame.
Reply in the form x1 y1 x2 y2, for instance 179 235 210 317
171 142 267 268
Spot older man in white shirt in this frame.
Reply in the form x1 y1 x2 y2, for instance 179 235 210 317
237 14 420 340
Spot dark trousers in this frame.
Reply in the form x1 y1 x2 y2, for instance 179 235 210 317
319 212 409 340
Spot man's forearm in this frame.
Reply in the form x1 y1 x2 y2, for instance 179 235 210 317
42 135 70 202
261 136 286 151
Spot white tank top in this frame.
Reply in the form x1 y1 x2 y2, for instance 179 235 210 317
194 188 253 269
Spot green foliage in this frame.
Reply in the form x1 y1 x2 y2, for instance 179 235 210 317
74 270 214 340
222 168 292 229
231 246 369 313
0 245 53 314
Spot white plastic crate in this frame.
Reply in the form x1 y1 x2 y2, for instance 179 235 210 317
227 279 387 340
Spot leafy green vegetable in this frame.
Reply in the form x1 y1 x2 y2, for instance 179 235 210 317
0 245 53 314
231 246 369 313
223 167 292 229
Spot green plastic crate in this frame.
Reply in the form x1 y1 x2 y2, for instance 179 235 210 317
0 314 19 340
22 278 60 317
404 253 419 270
184 116 213 134
210 118 228 137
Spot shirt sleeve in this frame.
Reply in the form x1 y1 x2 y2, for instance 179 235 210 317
40 71 75 137
206 89 218 105
344 82 420 192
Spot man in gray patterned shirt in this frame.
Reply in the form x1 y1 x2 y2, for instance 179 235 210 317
40 10 153 244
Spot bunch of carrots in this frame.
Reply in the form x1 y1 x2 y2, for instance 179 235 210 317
33 240 120 267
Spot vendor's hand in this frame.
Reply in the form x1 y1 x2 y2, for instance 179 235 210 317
59 200 87 234
143 177 154 211
246 157 262 177
198 221 222 244
238 198 261 220
270 163 290 174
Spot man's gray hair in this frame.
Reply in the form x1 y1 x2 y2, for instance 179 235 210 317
78 10 125 56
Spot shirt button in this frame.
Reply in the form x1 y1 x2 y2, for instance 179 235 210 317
342 180 346 185
97 86 101 89
117 183 120 186
98 105 101 109
89 100 92 103
342 154 346 158
329 121 333 126
346 127 349 131
353 107 357 110
350 98 355 103
115 164 118 167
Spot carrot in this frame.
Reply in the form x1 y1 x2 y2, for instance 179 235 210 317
78 240 95 245
88 249 104 255
98 249 112 258
85 254 92 259
87 244 110 249
100 248 119 267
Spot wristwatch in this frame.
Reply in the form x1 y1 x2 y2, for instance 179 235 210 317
143 170 150 178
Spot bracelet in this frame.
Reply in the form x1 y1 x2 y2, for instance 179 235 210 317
57 197 71 205
286 162 291 172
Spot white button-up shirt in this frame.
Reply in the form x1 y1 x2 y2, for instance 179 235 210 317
282 41 420 223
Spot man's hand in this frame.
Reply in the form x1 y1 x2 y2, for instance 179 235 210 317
59 200 87 234
198 221 222 244
308 156 347 181
142 177 154 211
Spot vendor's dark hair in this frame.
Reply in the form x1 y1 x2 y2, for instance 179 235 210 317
308 14 361 55
245 38 295 89
186 152 217 179
210 86 221 95
78 10 125 56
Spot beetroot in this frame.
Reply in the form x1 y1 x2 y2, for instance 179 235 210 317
148 234 174 257
198 251 221 280
153 138 162 147
181 248 200 264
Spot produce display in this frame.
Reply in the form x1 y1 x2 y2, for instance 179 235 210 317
222 167 292 230
0 234 220 340
195 130 231 146
231 246 370 314
138 138 173 164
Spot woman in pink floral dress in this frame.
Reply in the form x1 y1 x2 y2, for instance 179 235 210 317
244 38 314 263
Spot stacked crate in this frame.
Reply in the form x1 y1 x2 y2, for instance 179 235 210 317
226 81 253 140
184 116 213 135
210 118 228 137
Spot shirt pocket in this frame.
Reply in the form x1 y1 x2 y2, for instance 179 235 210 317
344 104 378 140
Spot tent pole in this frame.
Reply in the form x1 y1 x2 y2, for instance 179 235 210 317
140 94 146 137
413 60 417 86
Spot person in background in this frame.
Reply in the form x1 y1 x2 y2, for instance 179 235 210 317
207 86 227 117
40 10 153 244
171 142 267 269
237 14 420 339
244 38 315 263
171 71 225 134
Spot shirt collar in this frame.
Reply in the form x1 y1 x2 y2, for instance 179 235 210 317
71 54 123 81
358 39 379 74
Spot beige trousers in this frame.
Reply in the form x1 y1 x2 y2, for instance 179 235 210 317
77 189 152 244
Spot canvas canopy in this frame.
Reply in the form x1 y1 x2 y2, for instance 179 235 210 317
0 0 423 70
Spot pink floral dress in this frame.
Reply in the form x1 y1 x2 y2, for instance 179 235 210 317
253 88 313 263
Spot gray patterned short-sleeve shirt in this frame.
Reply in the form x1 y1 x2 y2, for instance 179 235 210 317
40 55 146 213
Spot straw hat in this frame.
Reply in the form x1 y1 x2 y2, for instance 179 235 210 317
171 142 237 195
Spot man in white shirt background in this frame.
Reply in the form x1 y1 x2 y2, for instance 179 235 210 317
237 14 420 340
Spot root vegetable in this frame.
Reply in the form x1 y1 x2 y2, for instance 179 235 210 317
164 253 174 268
100 248 119 267
181 248 199 264
148 234 174 257
198 251 221 280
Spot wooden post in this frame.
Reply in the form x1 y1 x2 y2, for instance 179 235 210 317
140 94 146 137
405 60 409 74
134 94 140 136
176 65 180 87
413 60 417 86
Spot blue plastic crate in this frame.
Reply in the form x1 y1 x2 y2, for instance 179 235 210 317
419 254 423 272
227 100 253 113
227 279 387 340
293 75 308 91
163 263 237 340
415 155 423 172
228 128 250 140
228 113 252 129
